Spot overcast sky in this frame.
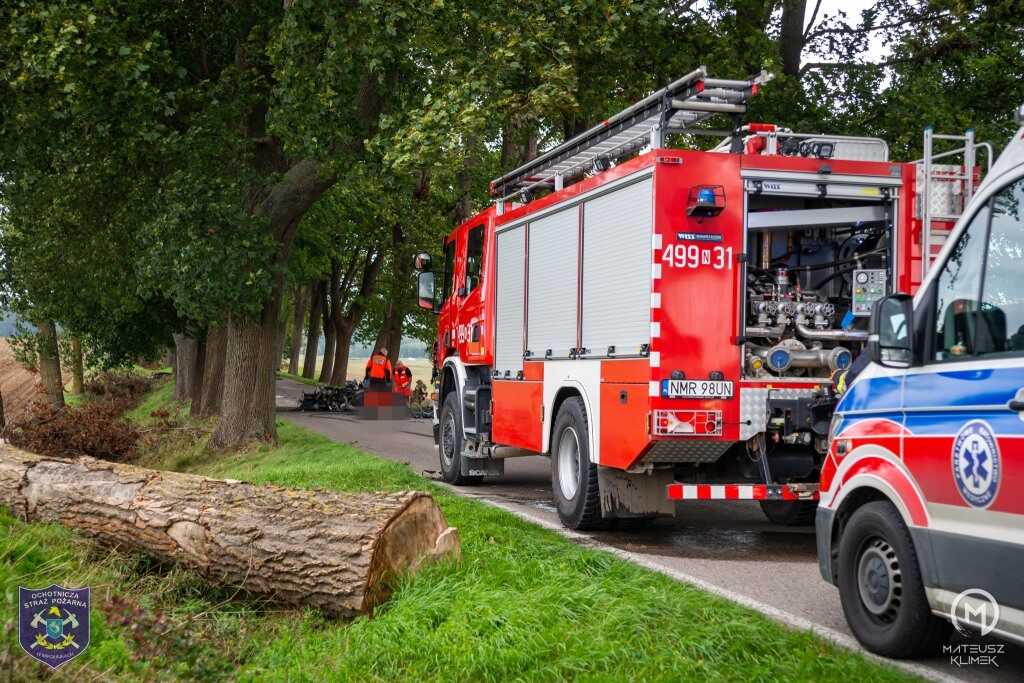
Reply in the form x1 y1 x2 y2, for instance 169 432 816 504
806 0 889 63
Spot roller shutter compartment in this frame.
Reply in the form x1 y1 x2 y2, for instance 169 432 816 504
582 177 653 356
494 226 526 375
526 208 579 359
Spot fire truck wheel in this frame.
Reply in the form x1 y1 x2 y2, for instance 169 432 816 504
551 397 608 530
438 392 483 486
758 500 817 526
837 501 951 658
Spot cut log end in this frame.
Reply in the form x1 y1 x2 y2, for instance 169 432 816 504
363 493 461 612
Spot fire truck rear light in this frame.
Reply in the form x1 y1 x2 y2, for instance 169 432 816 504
654 410 722 436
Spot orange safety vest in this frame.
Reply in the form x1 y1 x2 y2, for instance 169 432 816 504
395 366 412 389
366 353 393 380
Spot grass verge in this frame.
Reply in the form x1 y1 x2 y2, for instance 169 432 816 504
2 380 915 682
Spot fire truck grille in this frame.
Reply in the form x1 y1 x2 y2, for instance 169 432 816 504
640 440 732 464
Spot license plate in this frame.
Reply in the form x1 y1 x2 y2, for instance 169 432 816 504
660 379 733 399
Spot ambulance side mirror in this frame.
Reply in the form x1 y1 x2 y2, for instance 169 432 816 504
417 271 439 313
869 294 914 368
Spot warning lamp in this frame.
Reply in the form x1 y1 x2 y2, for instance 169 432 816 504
686 185 725 217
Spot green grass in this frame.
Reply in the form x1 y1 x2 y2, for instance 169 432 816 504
2 381 916 682
276 370 321 386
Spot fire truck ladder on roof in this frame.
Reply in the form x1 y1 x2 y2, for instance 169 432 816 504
489 66 774 206
918 127 994 273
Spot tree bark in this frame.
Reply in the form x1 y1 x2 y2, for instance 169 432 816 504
35 321 64 410
188 334 207 418
211 311 278 448
172 334 200 403
319 283 336 384
288 284 307 375
779 0 808 77
0 446 460 616
196 325 227 418
69 338 85 395
302 281 323 379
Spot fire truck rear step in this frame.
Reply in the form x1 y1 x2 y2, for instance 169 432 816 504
666 483 820 502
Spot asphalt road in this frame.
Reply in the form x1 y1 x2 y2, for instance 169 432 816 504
277 378 1023 682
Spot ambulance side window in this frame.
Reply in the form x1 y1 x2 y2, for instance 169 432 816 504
931 205 989 361
977 178 1024 357
465 225 485 294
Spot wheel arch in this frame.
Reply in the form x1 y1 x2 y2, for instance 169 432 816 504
547 385 596 461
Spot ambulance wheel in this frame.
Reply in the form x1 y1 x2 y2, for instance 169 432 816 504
551 397 608 530
438 392 482 486
758 500 817 526
837 501 950 658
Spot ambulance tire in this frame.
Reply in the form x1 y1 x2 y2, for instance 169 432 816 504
438 392 483 486
758 500 817 526
551 397 609 531
837 501 951 658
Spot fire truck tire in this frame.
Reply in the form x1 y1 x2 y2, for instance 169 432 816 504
438 392 483 486
758 500 817 526
551 397 608 530
837 501 951 658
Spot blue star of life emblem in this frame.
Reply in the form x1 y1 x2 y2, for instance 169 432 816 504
952 420 1000 508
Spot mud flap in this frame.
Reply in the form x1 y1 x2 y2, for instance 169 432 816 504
597 467 676 518
460 455 504 478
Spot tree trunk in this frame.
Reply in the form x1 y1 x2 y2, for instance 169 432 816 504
188 334 207 418
302 281 323 379
779 0 808 77
172 334 199 403
0 446 460 616
35 321 64 410
196 325 227 418
211 314 277 448
275 312 287 374
0 388 7 436
329 323 353 386
288 285 307 375
69 338 85 395
319 284 336 384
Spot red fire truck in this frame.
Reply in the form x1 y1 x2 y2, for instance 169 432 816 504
415 66 986 530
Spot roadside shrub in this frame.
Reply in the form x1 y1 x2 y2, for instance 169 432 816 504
7 398 140 461
84 371 152 402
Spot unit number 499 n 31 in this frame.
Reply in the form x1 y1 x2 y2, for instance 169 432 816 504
661 244 733 270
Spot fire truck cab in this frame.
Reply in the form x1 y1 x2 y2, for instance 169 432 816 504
818 108 1024 657
415 66 973 532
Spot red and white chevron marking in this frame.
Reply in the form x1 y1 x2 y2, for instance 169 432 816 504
666 483 820 501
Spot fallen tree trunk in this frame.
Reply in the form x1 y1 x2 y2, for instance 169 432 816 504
0 446 459 616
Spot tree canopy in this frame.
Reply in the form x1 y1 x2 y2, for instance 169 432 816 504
1 0 1021 444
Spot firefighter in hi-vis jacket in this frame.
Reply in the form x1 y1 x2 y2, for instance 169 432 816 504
394 361 413 397
364 347 393 388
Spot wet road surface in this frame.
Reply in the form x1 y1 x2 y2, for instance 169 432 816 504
277 379 1023 682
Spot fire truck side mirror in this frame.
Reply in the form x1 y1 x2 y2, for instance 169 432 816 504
417 271 439 313
414 252 432 271
869 294 914 368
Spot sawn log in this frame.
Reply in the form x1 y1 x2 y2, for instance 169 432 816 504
0 445 459 616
